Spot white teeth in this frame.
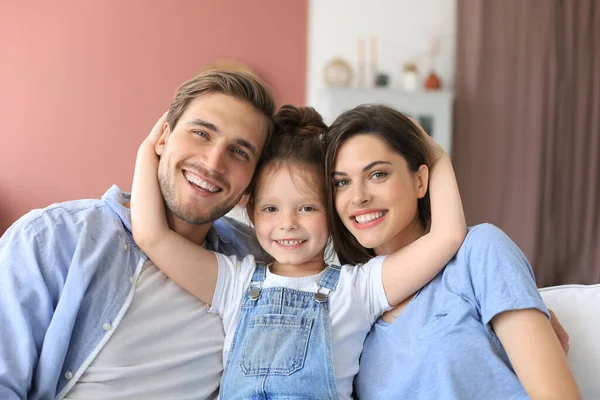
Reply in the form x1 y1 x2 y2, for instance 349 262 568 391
184 172 220 193
354 211 386 224
276 240 305 247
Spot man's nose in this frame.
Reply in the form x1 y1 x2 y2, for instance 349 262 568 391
202 143 228 174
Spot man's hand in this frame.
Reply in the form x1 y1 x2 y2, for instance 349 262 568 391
549 309 570 354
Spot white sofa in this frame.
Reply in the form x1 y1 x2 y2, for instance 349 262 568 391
540 284 600 399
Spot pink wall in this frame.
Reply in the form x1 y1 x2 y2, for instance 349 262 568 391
0 1 307 233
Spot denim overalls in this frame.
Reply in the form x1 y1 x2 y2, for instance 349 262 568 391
220 263 341 399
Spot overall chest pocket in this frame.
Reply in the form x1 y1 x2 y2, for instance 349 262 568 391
240 314 314 376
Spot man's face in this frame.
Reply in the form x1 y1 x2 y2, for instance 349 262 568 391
156 92 269 225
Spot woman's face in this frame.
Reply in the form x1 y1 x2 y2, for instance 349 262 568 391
332 134 428 255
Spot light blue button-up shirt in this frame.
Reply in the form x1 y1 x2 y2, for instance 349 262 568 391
0 185 263 400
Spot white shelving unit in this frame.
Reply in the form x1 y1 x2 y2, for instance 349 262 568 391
314 88 454 155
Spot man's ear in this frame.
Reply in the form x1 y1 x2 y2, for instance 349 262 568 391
155 122 171 156
415 164 429 199
244 198 256 226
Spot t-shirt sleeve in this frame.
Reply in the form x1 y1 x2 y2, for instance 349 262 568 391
208 253 255 320
347 255 391 323
464 224 550 327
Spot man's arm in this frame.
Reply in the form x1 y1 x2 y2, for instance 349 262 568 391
0 218 56 399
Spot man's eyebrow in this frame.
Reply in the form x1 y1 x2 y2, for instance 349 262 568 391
332 160 392 176
186 119 219 133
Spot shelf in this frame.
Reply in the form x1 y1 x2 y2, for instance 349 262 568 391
314 87 454 154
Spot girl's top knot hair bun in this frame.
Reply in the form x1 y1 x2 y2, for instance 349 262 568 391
273 105 327 137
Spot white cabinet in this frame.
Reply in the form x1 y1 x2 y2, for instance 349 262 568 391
314 88 454 155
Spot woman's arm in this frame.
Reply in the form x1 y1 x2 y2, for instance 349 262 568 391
492 309 581 399
382 129 467 307
130 114 218 305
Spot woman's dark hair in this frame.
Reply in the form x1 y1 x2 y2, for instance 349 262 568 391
323 104 433 265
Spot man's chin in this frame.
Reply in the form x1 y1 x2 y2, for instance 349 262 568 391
168 200 238 226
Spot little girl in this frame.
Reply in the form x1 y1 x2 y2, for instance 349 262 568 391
131 105 466 399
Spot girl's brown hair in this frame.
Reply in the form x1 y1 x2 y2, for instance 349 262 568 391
324 104 433 265
247 104 328 208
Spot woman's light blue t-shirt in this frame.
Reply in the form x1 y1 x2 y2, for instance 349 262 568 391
354 223 549 400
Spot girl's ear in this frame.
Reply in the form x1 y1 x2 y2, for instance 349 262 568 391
415 164 429 199
155 122 171 156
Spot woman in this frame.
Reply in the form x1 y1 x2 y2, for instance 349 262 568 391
324 105 581 399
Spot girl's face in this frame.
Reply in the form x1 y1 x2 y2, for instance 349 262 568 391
252 165 329 270
333 134 428 255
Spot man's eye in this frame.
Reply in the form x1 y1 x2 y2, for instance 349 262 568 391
195 130 209 139
233 148 249 160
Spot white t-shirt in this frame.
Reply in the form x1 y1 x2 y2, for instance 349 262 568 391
65 260 224 400
209 253 390 400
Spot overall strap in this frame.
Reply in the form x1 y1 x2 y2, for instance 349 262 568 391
247 262 267 301
314 264 342 303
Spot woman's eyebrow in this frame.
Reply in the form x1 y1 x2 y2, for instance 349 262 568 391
333 160 393 177
362 161 392 171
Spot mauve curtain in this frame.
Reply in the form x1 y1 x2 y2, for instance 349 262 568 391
453 0 600 286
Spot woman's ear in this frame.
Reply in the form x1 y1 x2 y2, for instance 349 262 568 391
155 122 171 156
415 164 429 199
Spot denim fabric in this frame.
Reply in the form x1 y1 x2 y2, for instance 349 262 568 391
220 264 341 399
0 185 265 400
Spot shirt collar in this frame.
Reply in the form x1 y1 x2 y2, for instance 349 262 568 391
101 185 227 251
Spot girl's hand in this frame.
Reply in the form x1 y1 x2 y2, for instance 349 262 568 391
143 112 168 148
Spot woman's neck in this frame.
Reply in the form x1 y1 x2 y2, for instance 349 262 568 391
374 218 426 256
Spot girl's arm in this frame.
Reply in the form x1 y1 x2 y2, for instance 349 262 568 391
130 114 218 305
492 309 581 399
382 127 467 307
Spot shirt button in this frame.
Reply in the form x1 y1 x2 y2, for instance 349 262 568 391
103 322 112 331
123 244 129 251
129 276 135 284
65 371 73 379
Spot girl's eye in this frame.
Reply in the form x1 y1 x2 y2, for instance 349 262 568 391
263 206 277 213
370 171 388 180
300 205 316 212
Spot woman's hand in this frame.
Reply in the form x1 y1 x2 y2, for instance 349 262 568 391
408 116 444 164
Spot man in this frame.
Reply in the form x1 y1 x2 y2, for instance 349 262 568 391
0 70 274 399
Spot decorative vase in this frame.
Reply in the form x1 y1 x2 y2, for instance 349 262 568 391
401 62 419 92
424 71 442 90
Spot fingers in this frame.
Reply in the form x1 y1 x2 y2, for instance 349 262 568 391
548 309 570 354
407 116 444 163
147 111 169 143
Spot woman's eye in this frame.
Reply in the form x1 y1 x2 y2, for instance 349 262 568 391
371 171 388 180
334 179 348 187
